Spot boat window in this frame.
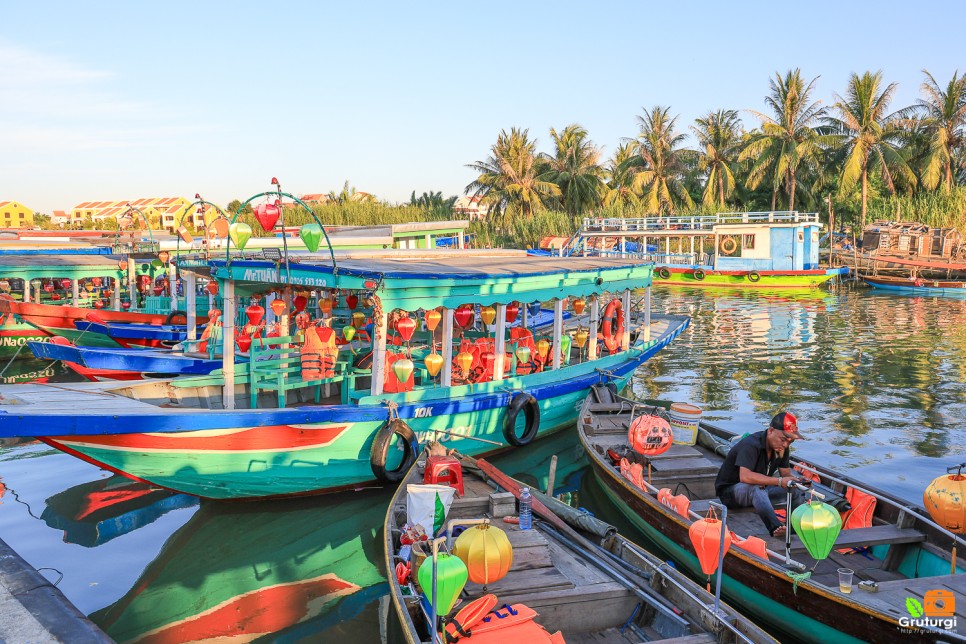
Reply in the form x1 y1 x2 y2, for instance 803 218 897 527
742 234 755 250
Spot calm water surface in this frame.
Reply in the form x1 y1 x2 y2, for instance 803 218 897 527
0 283 964 641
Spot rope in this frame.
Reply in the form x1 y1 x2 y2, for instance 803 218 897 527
0 342 27 377
785 569 811 594
384 399 399 421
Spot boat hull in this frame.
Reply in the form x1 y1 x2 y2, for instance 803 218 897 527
28 342 222 376
862 275 966 296
654 266 847 288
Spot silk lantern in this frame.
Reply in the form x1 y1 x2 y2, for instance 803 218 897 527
293 295 308 313
505 302 519 324
153 286 164 296
480 306 496 327
85 283 94 293
94 300 105 309
572 298 586 315
299 223 323 252
253 203 280 231
121 302 131 310
628 415 673 455
342 325 356 342
92 277 102 287
61 279 71 289
271 299 288 317
228 222 252 250
425 352 444 377
158 251 170 265
393 358 414 383
318 297 333 316
352 311 365 329
454 306 474 329
396 316 416 342
424 308 442 332
536 339 550 361
346 294 358 310
44 283 54 293
456 351 474 375
245 304 265 326
791 499 843 561
206 281 219 296
527 301 542 317
924 470 966 532
236 334 253 353
453 522 513 589
575 329 589 348
515 345 531 365
416 552 468 617
560 334 571 360
689 509 732 578
118 260 128 272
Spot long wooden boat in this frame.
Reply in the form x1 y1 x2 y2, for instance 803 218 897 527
861 274 966 297
0 249 687 499
579 384 966 643
27 341 230 378
386 448 775 643
72 319 190 348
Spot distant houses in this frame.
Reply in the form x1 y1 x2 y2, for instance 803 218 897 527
453 195 490 220
69 197 208 231
0 201 35 229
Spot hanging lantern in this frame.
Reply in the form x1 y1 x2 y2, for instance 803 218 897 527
515 345 531 365
480 305 497 327
158 251 170 265
453 521 513 588
236 333 253 353
206 281 219 296
118 260 128 272
85 283 94 293
293 295 308 313
271 299 288 317
424 308 442 332
246 304 265 326
425 352 444 377
416 552 468 617
228 222 252 250
536 339 550 360
575 329 589 348
924 470 966 532
318 297 333 316
481 351 496 373
559 334 572 360
346 294 359 310
104 290 113 298
628 415 673 455
791 499 843 561
505 302 520 324
153 286 164 296
94 300 105 309
92 277 102 287
527 301 542 319
51 294 62 300
396 316 417 342
342 325 356 342
456 351 474 374
689 509 732 577
299 223 323 252
393 357 414 383
352 311 366 329
60 279 71 290
572 298 586 315
44 283 54 293
121 302 131 310
253 203 280 231
454 305 474 329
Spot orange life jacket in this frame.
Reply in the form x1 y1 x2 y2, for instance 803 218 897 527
301 326 337 379
658 488 691 518
456 604 562 643
620 457 644 490
730 531 769 560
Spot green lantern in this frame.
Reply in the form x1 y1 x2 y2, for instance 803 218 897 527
299 223 323 252
228 222 252 250
560 334 572 360
342 325 356 342
393 358 414 383
790 499 842 561
417 552 468 616
515 344 531 364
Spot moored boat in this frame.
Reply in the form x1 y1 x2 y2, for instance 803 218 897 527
861 274 966 297
385 447 775 643
579 384 966 643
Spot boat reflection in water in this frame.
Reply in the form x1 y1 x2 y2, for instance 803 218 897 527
41 476 199 547
89 487 389 643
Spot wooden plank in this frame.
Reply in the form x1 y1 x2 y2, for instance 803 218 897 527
649 457 717 474
789 525 925 552
464 565 573 596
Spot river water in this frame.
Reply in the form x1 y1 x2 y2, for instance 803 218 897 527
0 282 964 641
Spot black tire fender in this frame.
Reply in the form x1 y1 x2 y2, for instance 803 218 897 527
370 418 419 483
748 271 761 282
693 269 706 281
657 267 671 279
503 393 540 446
164 310 188 325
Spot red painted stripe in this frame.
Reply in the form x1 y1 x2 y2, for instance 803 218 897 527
53 424 351 452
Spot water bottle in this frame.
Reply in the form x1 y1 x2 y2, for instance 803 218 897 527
519 487 533 530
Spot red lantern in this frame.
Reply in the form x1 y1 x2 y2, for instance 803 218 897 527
454 305 474 328
121 302 131 310
153 286 164 296
92 277 103 287
253 203 280 231
118 260 128 272
271 299 288 317
94 300 105 309
481 351 496 373
346 294 358 310
44 283 54 293
628 415 673 456
505 302 519 324
206 281 219 296
51 294 62 300
236 333 253 353
246 304 265 326
61 279 71 290
293 295 308 313
689 509 732 577
395 316 416 342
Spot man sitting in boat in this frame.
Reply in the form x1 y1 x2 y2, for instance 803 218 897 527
714 412 810 538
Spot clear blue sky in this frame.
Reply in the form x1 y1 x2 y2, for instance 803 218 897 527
2 1 961 215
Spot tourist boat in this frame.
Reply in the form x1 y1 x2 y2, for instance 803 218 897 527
0 249 687 499
578 384 966 643
385 447 775 643
71 319 190 348
27 339 231 381
861 274 966 297
570 212 848 288
90 487 387 642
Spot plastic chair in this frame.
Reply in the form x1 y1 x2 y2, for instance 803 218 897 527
424 455 464 496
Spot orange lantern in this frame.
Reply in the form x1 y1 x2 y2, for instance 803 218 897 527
924 469 966 533
689 508 732 578
536 339 551 360
572 298 586 315
118 260 128 272
456 351 474 375
628 415 673 456
453 521 513 589
480 305 497 326
158 251 170 264
424 308 442 332
424 352 444 377
236 333 253 353
206 281 219 296
574 329 589 348
318 297 333 316
271 299 288 317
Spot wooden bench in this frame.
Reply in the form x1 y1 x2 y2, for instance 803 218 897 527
789 524 925 553
247 335 352 408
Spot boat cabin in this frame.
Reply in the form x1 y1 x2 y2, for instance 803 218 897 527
861 220 963 259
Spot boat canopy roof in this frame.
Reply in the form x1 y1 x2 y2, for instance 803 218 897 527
209 249 654 309
0 254 142 280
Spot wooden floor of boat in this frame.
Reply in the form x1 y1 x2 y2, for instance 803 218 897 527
0 383 163 413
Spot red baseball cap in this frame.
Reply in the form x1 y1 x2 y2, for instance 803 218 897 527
770 411 804 440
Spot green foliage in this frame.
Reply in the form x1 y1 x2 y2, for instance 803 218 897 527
469 210 579 249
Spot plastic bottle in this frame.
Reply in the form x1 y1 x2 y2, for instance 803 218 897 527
519 487 532 530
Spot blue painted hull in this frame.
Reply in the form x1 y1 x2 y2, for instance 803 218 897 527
74 320 190 343
27 341 228 375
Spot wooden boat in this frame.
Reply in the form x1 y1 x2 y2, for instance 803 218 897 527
0 249 687 499
386 448 776 643
861 274 966 297
573 212 848 288
72 319 190 348
28 340 232 379
579 384 966 643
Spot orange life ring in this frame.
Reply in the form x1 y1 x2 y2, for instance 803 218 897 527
601 299 624 353
720 236 738 255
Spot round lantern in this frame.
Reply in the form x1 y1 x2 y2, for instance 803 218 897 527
346 294 358 310
425 352 444 377
515 345 531 364
352 311 366 329
480 306 497 327
236 334 253 353
293 295 308 313
299 223 323 252
454 305 474 329
94 300 105 309
924 471 966 532
342 325 356 342
628 415 673 456
393 358 414 383
527 301 542 317
228 222 252 250
416 552 468 616
575 329 589 348
424 308 442 332
456 351 474 375
536 339 551 360
790 499 843 561
206 281 219 296
453 521 513 588
61 279 71 290
572 299 586 315
92 277 103 287
505 302 519 324
271 299 288 317
689 510 732 577
396 316 416 342
246 304 265 326
318 297 333 316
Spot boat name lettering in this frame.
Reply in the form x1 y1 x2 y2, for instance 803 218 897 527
415 425 472 443
413 407 433 418
239 269 326 287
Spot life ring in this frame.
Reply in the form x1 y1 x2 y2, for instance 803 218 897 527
370 418 419 483
692 269 706 281
600 299 624 352
164 310 188 325
656 267 671 280
503 393 540 446
719 237 738 255
747 271 761 283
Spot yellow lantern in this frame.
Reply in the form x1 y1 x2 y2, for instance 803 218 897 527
319 297 333 316
575 329 589 348
572 298 586 315
393 358 414 383
453 521 513 589
536 339 550 360
456 351 474 375
271 299 288 317
85 283 94 293
480 305 497 326
424 352 444 377
352 311 366 329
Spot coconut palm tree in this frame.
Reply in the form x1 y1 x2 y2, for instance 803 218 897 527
914 69 966 192
621 106 695 215
691 109 743 207
540 124 605 216
739 69 830 211
465 128 560 220
825 70 917 230
602 142 642 210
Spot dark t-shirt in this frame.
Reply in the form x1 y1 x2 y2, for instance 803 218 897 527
714 430 789 496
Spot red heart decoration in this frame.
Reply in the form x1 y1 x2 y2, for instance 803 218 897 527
454 305 474 328
506 302 519 324
253 203 280 231
293 295 308 313
346 294 358 310
395 316 417 342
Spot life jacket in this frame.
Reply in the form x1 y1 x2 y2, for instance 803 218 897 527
730 531 769 560
197 316 222 353
793 462 821 483
454 604 562 643
657 488 690 518
620 457 644 490
301 326 337 379
384 352 414 393
841 487 876 529
509 328 536 375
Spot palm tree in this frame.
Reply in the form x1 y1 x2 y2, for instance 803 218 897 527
691 109 743 207
914 69 966 192
739 69 829 211
602 142 642 210
621 106 695 215
540 124 605 216
465 128 560 220
825 70 917 230
327 180 374 204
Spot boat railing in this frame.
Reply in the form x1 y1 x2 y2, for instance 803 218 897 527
581 211 819 233
112 240 161 254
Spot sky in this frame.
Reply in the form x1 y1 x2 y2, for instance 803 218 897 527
2 1 962 215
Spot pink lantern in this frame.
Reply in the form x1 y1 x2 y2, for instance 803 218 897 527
396 316 416 342
253 203 280 231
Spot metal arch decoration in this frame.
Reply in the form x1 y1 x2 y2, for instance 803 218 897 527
224 178 338 280
174 195 230 261
119 204 157 245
